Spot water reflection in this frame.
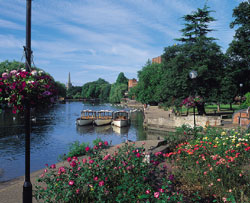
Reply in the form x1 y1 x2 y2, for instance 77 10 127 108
112 125 129 135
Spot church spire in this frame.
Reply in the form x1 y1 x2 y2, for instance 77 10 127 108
66 72 72 90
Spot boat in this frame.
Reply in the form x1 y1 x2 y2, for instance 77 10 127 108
76 110 95 126
112 110 130 127
94 110 113 126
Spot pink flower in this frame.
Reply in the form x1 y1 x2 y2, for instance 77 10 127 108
146 190 151 194
103 154 111 160
89 160 94 164
67 157 72 162
158 188 164 193
82 158 87 164
104 141 108 146
154 192 160 198
85 146 90 152
136 153 140 158
70 161 77 167
99 181 104 186
93 145 98 150
99 142 102 146
217 179 221 182
204 171 207 175
50 164 56 169
76 189 80 194
69 180 74 186
94 176 99 181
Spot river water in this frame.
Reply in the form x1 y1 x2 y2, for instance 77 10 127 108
0 102 148 182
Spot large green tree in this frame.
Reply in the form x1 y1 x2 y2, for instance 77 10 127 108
109 72 128 103
226 1 250 97
81 78 111 101
133 61 164 105
162 5 225 115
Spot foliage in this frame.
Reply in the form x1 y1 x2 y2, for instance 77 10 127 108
109 83 127 103
54 81 66 98
59 139 109 161
0 60 25 75
115 72 128 85
165 127 250 202
226 1 250 98
67 86 82 99
35 141 183 203
176 4 216 43
242 92 250 107
81 78 111 101
109 73 128 103
0 68 57 113
134 61 164 105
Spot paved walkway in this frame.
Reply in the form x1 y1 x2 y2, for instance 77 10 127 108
0 140 163 203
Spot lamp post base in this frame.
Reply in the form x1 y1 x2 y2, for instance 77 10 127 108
23 181 32 203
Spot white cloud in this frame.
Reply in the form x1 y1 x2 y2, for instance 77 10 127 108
0 19 23 30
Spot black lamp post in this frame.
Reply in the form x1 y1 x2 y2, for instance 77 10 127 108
23 0 32 203
239 83 243 105
189 70 198 128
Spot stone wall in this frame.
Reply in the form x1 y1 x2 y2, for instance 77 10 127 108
144 106 222 131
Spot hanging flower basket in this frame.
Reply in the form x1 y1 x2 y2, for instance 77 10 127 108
181 96 204 108
0 69 57 113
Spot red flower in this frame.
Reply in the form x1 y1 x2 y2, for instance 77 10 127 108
99 181 104 186
85 146 90 152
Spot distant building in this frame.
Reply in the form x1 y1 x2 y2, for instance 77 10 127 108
66 72 72 90
152 56 162 64
128 79 137 91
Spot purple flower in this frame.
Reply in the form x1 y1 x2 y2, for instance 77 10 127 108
169 174 174 181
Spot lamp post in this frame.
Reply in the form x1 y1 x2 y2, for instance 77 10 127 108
189 70 198 128
23 0 32 203
239 83 243 105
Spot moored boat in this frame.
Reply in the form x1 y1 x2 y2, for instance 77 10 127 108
94 110 113 126
76 110 95 126
112 110 130 127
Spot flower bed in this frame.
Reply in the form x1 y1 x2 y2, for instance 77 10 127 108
34 141 183 203
165 127 250 202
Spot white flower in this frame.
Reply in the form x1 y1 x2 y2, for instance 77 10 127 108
31 70 37 76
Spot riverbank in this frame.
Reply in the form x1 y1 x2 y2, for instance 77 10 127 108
0 139 166 203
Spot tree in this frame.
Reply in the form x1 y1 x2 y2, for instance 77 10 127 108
134 61 164 105
109 83 127 103
116 72 128 84
81 78 111 101
176 4 216 43
108 73 128 103
226 1 250 97
67 86 82 99
55 81 66 97
162 5 225 115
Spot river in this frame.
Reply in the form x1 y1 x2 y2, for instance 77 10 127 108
0 102 148 182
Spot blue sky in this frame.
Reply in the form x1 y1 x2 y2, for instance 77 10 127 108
0 0 246 86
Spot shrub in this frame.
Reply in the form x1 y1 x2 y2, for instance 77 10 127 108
35 142 183 202
165 127 250 202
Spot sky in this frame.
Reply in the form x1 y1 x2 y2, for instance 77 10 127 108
0 0 246 86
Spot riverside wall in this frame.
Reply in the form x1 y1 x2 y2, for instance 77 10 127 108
143 106 222 131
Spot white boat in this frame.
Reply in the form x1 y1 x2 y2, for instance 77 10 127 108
112 111 130 127
94 110 113 126
76 110 95 126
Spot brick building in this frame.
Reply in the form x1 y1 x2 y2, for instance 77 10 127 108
152 56 162 64
128 79 137 91
232 108 250 126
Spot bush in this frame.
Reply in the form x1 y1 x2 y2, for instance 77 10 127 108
165 127 250 202
35 142 183 202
